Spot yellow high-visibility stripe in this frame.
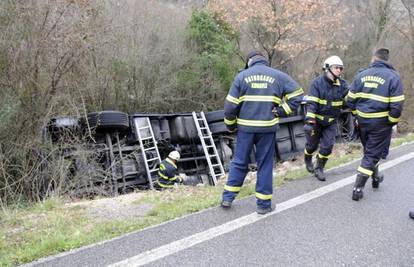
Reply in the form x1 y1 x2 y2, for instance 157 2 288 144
237 117 279 127
281 102 292 115
304 148 314 156
224 185 241 192
358 166 373 176
227 94 288 105
352 110 357 115
307 96 327 105
306 112 334 122
286 88 304 100
255 192 272 200
156 181 174 188
158 171 169 180
347 91 356 99
224 118 236 125
332 101 343 107
348 92 405 103
226 94 240 104
318 153 330 159
170 176 179 181
356 110 389 118
239 95 282 104
356 92 389 103
307 96 343 107
388 115 399 123
389 95 405 102
159 164 165 171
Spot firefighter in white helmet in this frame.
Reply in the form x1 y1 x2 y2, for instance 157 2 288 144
154 150 184 190
303 55 349 181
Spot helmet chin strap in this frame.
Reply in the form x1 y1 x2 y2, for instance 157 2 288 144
327 68 339 81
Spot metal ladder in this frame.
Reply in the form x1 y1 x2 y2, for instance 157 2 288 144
192 111 225 186
133 117 161 190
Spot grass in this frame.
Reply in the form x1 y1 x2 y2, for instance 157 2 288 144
0 198 143 266
1 132 414 266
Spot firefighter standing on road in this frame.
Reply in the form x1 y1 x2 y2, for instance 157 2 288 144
304 56 349 181
347 48 404 201
221 50 303 215
154 151 183 190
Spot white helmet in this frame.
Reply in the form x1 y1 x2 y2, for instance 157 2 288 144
323 56 343 70
168 151 180 161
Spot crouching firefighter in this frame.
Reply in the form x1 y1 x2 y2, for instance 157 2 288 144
221 50 303 215
347 48 404 201
154 151 183 190
304 56 349 181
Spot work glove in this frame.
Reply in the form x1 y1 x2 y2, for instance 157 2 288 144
272 106 289 118
178 173 187 184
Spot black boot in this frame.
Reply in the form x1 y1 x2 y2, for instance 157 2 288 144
352 173 369 201
372 165 384 189
304 154 314 173
314 156 327 181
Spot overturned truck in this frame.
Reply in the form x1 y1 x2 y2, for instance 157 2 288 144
42 107 354 196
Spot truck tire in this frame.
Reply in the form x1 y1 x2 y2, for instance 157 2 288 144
86 111 129 131
209 121 227 134
205 110 224 123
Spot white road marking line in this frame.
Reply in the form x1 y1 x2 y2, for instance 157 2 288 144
108 152 414 267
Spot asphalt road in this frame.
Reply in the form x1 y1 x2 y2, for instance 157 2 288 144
25 142 414 267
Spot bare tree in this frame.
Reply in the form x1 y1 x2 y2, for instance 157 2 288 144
400 0 414 71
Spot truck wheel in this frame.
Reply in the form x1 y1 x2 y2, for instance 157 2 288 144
205 110 224 123
86 111 129 131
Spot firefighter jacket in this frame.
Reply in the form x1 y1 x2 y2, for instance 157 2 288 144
157 158 182 188
347 60 404 125
305 74 349 126
224 57 303 133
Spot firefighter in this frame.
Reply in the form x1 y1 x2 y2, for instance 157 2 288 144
154 151 183 190
347 48 404 201
221 50 303 215
304 56 349 181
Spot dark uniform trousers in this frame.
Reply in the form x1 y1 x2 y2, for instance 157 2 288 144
304 123 337 157
222 131 275 209
358 123 393 175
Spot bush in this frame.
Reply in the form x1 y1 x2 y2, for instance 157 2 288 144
172 10 242 111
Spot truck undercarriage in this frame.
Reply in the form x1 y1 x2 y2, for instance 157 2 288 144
41 107 354 196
